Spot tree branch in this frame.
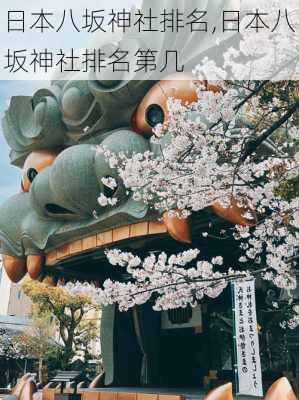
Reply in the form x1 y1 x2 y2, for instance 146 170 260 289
241 98 299 162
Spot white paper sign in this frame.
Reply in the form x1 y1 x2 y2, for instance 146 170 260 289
232 279 263 397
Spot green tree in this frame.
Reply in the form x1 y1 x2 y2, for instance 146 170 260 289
22 279 100 370
14 312 60 384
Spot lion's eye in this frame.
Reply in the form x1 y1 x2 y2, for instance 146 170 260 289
21 148 63 192
145 104 165 128
131 73 199 137
27 168 38 183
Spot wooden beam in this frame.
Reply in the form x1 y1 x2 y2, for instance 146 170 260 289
82 235 97 251
45 221 168 267
137 394 158 400
82 393 101 400
113 226 130 242
149 221 167 234
57 244 70 260
118 393 137 400
130 222 149 237
69 239 83 255
102 230 113 245
100 392 118 400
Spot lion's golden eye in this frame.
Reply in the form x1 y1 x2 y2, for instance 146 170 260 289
21 148 64 192
145 104 165 127
131 73 199 137
131 73 219 137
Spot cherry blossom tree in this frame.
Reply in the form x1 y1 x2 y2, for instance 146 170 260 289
0 328 23 359
67 79 298 324
67 0 299 328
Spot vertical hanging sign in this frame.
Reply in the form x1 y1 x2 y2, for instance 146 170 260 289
232 279 263 397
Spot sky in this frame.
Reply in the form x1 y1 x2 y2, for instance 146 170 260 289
0 81 44 203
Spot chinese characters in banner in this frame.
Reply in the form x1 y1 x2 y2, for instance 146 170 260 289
233 279 263 398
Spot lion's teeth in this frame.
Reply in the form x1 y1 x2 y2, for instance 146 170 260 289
27 254 44 280
211 199 256 227
3 255 27 283
163 211 192 244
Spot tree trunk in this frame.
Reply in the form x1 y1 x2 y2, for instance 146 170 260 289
59 317 78 368
38 358 43 384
